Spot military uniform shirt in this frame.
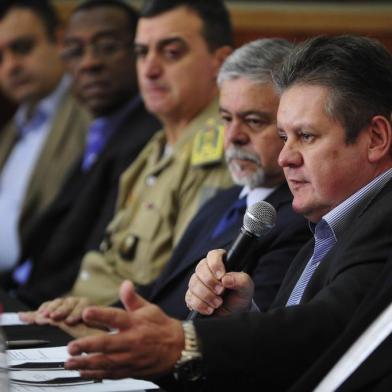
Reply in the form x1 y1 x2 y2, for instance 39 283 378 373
71 99 233 305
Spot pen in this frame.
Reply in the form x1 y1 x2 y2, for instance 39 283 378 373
6 339 50 348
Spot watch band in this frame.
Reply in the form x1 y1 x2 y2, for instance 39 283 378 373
174 321 203 382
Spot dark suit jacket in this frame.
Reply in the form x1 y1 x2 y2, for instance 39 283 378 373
0 86 90 242
290 258 392 392
194 179 392 391
144 183 310 320
13 98 160 308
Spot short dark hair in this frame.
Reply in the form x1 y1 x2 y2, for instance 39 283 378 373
73 0 139 38
140 0 234 51
273 35 392 143
0 0 59 41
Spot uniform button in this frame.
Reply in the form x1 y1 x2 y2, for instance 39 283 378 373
80 270 90 281
146 175 157 186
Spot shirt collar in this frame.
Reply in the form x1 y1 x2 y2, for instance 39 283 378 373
15 74 71 134
240 185 277 208
322 167 392 240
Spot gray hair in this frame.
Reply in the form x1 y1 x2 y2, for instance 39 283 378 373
217 38 294 87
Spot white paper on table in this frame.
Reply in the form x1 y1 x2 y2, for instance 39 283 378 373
9 377 158 391
0 313 28 326
7 346 158 391
7 346 69 366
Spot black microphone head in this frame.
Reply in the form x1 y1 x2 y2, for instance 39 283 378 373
243 201 276 237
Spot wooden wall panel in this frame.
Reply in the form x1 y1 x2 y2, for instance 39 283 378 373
1 1 392 129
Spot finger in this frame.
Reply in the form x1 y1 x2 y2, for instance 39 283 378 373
222 272 254 299
188 273 222 310
82 306 130 331
194 258 224 295
37 299 63 317
18 311 37 324
119 280 148 312
205 249 227 280
49 298 80 321
186 279 216 315
65 299 90 325
68 330 131 357
66 350 143 370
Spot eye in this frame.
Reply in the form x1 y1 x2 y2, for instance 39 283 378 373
277 131 287 142
161 42 187 61
162 47 183 60
10 38 35 55
134 45 148 59
299 132 315 143
246 117 264 127
96 39 121 56
219 113 232 125
61 44 83 61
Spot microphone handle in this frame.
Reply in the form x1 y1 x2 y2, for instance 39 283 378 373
187 228 258 320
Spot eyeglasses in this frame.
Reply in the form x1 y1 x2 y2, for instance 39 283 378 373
61 37 133 64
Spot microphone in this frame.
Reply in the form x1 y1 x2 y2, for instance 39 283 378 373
187 201 277 320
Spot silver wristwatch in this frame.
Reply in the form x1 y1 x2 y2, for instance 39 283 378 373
174 321 203 381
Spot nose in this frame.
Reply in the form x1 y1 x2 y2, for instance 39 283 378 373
225 120 249 147
139 51 162 80
278 140 302 168
77 45 103 72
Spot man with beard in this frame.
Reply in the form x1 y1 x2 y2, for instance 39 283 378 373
22 39 310 324
20 0 234 323
62 35 392 391
139 38 310 319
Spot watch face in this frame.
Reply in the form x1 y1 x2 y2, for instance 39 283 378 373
175 357 203 382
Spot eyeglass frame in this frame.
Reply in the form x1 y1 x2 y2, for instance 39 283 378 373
60 35 134 64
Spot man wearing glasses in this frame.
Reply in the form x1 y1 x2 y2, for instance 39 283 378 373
9 0 160 307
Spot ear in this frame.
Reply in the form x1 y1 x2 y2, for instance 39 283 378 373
212 45 233 77
367 115 392 163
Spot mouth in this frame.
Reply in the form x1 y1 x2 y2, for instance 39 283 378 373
228 158 259 175
8 77 31 89
80 81 108 97
287 178 309 191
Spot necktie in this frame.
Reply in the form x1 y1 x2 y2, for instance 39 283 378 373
81 119 108 172
18 108 47 138
286 219 336 306
211 197 247 239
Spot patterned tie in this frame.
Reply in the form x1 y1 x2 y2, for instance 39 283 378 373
211 197 247 239
81 119 108 172
286 219 336 306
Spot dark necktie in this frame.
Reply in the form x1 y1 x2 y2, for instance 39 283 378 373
211 197 247 239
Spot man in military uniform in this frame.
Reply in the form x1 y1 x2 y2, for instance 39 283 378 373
24 0 234 318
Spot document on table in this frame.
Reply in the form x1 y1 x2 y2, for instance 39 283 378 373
0 313 28 326
7 346 158 391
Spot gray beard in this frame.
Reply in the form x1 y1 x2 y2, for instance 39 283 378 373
225 146 266 189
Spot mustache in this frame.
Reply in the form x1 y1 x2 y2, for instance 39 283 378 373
225 145 261 166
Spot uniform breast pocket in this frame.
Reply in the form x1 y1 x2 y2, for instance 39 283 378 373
116 206 162 263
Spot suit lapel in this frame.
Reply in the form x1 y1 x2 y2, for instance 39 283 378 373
0 121 19 170
22 89 75 213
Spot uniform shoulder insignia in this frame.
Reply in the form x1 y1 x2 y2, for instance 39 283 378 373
191 118 224 166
